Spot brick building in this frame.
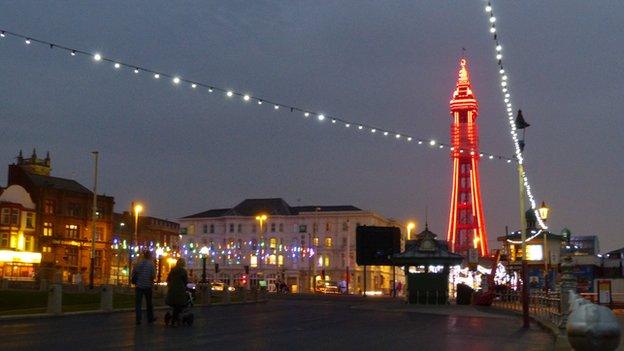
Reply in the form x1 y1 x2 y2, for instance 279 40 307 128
7 150 114 284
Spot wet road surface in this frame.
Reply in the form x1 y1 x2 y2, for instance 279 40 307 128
0 297 554 351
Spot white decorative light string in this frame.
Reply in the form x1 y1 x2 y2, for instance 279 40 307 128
483 2 547 230
0 28 516 163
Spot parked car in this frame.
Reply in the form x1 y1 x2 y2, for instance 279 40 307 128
211 281 236 292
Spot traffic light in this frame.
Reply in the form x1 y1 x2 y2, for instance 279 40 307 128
215 263 219 274
241 274 247 286
244 265 250 275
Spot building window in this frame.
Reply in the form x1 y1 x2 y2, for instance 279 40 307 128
67 203 82 217
66 247 79 266
342 222 348 231
65 224 79 239
0 208 9 225
11 209 19 226
95 250 103 268
202 224 208 234
268 254 277 265
325 237 333 248
277 254 284 266
252 224 257 233
44 200 55 214
209 224 215 234
237 224 242 233
325 222 331 232
0 233 8 247
25 235 34 251
299 225 307 233
95 226 104 241
313 237 319 247
278 223 283 232
42 246 52 253
270 223 276 232
26 213 35 229
229 224 234 233
269 237 277 249
250 255 258 268
324 255 330 267
43 222 54 236
312 223 318 233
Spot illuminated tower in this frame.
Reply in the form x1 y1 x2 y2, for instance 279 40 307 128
447 58 488 256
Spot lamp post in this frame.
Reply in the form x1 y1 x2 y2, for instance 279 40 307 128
200 246 209 283
89 151 98 289
155 247 164 284
406 222 416 240
255 214 267 286
518 163 530 328
538 201 550 291
128 203 143 286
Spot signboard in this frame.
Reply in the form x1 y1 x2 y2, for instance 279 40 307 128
597 280 612 305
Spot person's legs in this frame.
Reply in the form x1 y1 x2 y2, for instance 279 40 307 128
145 287 155 322
172 305 183 325
135 288 144 323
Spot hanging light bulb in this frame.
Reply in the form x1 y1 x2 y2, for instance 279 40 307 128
489 17 496 23
93 53 102 61
154 73 160 79
274 105 279 110
304 112 309 117
173 77 181 84
133 68 139 74
490 27 496 34
191 83 197 88
70 50 76 56
429 140 436 146
114 63 120 69
371 129 376 133
243 94 250 101
345 123 351 128
0 31 5 38
318 114 325 121
485 5 492 12
257 100 263 105
226 91 233 97
25 38 31 44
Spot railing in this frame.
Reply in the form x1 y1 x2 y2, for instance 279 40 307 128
493 290 562 327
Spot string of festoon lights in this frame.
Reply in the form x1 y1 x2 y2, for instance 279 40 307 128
0 28 516 163
482 2 547 230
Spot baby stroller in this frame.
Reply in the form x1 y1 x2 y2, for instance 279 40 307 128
164 285 195 327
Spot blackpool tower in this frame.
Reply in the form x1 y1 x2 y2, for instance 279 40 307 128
446 58 488 256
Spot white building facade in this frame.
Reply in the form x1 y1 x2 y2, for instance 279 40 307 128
178 198 402 294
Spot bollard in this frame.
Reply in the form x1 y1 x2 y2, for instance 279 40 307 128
566 291 621 351
39 278 48 292
100 285 113 312
47 283 62 315
223 289 231 304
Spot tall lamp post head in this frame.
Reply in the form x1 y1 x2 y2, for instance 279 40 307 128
538 201 549 221
199 246 209 257
255 214 267 221
406 222 416 240
134 203 143 215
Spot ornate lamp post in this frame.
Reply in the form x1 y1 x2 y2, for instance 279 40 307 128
200 246 209 283
155 247 164 283
538 201 550 291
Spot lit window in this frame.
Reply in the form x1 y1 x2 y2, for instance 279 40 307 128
324 255 330 267
277 254 284 266
269 254 277 265
325 237 333 248
42 246 52 253
269 237 277 249
26 213 35 229
526 245 543 261
44 200 55 214
250 255 258 268
65 224 79 239
313 237 319 247
10 209 19 226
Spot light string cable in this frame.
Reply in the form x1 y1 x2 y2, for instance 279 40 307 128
483 2 547 229
0 28 515 163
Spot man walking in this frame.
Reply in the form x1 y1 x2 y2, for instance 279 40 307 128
133 250 156 325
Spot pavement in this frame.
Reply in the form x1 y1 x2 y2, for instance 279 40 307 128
0 295 555 351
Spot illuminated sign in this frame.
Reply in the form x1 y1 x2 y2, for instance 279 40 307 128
526 245 543 261
0 250 42 264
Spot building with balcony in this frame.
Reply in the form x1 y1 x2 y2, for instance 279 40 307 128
179 198 401 294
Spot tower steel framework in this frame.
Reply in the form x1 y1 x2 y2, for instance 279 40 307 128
447 58 489 256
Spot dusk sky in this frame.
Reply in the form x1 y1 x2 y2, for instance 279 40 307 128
1 1 622 251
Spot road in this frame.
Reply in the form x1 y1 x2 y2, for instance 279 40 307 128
0 296 554 351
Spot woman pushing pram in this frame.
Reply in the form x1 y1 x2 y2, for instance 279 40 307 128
165 258 194 326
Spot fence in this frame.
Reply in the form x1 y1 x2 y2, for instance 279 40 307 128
493 290 562 327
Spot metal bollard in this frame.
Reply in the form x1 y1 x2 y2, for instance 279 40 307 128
47 283 62 315
567 291 621 351
223 290 231 304
100 285 113 312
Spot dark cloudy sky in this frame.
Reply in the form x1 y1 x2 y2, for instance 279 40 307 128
1 1 622 251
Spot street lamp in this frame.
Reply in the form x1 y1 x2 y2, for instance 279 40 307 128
200 246 209 283
155 247 164 283
406 222 416 240
539 201 550 291
255 214 268 287
134 203 143 246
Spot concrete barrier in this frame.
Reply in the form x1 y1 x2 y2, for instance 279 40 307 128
567 291 621 350
100 285 113 312
47 284 62 316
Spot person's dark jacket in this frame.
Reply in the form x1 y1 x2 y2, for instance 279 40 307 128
165 265 189 306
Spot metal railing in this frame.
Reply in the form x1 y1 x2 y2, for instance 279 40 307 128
493 290 562 327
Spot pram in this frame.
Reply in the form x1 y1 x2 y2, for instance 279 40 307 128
164 285 195 326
